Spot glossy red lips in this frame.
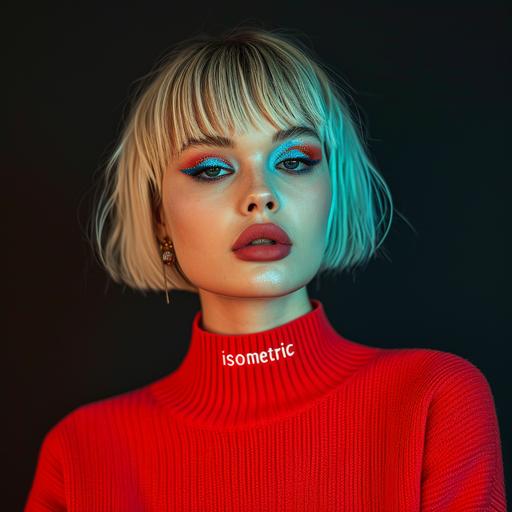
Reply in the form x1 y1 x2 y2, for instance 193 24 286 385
232 223 292 262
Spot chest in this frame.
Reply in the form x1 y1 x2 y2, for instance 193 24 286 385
64 396 428 511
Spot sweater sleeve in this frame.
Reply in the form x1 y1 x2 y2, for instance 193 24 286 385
24 423 67 512
420 354 507 511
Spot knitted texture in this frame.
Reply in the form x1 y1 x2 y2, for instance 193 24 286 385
24 299 507 511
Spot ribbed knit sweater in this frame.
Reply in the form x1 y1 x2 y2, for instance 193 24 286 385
25 299 506 511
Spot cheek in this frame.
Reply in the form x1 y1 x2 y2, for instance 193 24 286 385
165 184 228 251
317 168 333 217
318 175 333 220
294 173 332 232
168 197 204 245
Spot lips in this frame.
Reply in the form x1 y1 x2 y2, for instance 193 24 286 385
231 222 292 251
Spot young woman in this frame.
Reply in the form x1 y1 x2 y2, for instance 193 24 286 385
25 27 506 511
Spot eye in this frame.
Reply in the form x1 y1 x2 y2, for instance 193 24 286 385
182 157 320 183
276 157 320 174
184 166 233 183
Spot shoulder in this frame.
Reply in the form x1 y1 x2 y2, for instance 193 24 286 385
46 382 158 442
369 346 495 402
382 348 494 409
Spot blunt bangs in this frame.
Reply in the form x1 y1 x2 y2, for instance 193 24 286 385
166 38 327 159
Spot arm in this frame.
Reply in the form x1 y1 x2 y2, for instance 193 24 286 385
420 354 507 511
24 423 67 512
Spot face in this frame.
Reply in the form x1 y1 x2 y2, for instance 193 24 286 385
156 119 332 300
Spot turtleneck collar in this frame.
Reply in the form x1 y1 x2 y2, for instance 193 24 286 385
149 298 378 430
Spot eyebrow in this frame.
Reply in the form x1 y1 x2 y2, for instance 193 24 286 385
179 126 320 154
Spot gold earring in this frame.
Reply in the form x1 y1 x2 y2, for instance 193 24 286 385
158 236 175 304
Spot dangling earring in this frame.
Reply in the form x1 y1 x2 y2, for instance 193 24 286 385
158 236 175 304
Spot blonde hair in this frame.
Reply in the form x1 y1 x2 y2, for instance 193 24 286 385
88 26 400 295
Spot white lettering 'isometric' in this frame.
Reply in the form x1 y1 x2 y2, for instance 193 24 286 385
221 342 296 367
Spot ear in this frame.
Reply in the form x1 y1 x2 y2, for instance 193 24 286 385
154 205 168 241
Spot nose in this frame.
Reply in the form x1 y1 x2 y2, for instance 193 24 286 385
239 166 280 214
246 192 276 213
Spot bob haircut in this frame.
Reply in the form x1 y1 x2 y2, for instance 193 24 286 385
88 26 396 295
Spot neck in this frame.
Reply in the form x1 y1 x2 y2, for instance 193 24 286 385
197 287 312 335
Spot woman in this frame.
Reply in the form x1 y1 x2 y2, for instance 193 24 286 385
25 27 506 511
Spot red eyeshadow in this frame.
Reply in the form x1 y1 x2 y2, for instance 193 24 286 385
181 153 232 169
287 144 322 160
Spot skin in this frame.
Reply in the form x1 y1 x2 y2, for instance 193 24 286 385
155 118 332 335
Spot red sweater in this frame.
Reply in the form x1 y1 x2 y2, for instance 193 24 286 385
25 299 507 511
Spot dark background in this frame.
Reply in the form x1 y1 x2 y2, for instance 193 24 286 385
5 5 510 508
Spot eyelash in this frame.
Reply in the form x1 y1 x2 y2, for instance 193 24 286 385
185 157 320 183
